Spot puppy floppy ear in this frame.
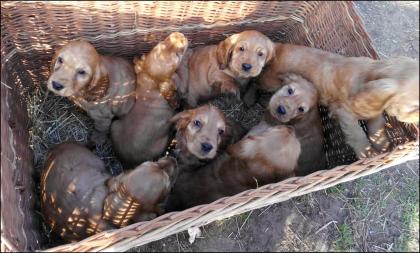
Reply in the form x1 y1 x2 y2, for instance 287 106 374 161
84 64 109 102
169 109 193 130
50 46 64 73
216 33 240 70
350 78 398 118
264 38 276 65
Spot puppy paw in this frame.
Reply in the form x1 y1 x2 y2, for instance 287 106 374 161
159 81 180 109
221 85 240 100
368 126 391 153
356 145 379 159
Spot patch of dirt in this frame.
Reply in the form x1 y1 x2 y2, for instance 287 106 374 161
132 192 348 252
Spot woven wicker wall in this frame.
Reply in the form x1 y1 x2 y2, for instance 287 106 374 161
1 1 418 252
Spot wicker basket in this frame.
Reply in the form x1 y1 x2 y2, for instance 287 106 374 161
1 1 418 252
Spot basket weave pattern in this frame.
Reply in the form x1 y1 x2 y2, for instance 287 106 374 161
1 1 418 252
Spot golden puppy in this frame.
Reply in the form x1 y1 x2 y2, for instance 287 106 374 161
40 142 177 242
263 74 327 176
166 123 301 211
169 104 247 171
47 40 136 144
173 30 275 107
259 43 419 158
111 32 188 168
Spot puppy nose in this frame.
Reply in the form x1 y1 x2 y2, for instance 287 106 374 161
277 105 287 115
52 81 64 91
242 63 252 71
201 142 213 153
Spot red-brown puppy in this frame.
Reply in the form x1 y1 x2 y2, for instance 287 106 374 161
259 43 419 158
47 40 136 144
111 32 188 168
40 142 177 242
263 73 327 176
173 30 275 107
166 123 301 211
169 104 247 171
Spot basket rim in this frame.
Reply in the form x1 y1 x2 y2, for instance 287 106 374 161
1 1 418 251
39 136 419 252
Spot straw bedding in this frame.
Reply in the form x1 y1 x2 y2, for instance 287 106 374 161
26 75 278 246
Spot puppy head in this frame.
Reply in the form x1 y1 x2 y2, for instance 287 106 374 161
216 30 275 78
171 105 227 160
139 32 189 80
47 40 103 97
268 74 318 123
117 157 177 201
229 123 301 170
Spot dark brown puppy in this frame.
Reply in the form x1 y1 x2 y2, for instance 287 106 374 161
40 142 177 242
170 104 247 171
173 30 275 107
47 40 136 144
111 32 188 168
166 123 301 211
263 73 327 176
258 43 419 158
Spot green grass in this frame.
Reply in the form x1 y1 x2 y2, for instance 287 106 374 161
396 175 419 252
396 202 419 252
334 223 354 251
326 184 344 195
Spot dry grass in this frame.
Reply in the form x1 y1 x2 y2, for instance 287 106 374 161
27 86 123 175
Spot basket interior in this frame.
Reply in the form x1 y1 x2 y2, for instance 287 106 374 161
1 1 417 251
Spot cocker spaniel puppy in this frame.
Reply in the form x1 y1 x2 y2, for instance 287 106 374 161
166 123 300 211
40 142 177 242
111 32 188 168
170 104 247 171
173 30 275 107
47 40 136 144
259 43 419 158
263 73 327 175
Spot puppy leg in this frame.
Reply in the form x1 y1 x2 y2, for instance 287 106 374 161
90 117 112 145
366 115 391 153
350 78 398 119
333 106 378 158
219 79 240 100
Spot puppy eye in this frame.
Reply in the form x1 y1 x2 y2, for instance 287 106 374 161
298 107 305 112
57 57 63 64
218 129 225 135
77 69 86 75
287 88 294 95
239 46 245 52
258 52 264 57
193 120 202 128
